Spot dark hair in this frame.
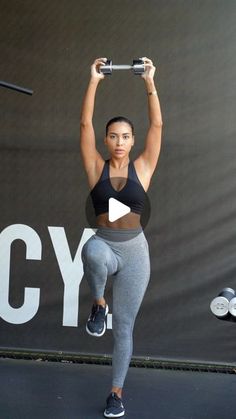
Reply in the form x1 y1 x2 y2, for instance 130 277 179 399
105 116 134 136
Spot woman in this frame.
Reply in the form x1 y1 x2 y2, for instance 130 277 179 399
80 57 162 418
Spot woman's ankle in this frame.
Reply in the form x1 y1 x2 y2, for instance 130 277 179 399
94 297 106 307
111 386 122 398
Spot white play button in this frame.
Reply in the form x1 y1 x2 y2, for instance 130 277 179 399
108 198 131 222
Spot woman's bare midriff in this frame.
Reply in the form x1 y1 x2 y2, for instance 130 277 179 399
96 212 141 229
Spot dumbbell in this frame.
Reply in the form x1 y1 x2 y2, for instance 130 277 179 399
100 59 145 75
210 288 236 320
229 295 236 318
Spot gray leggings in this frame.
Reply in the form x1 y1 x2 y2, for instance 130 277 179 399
81 226 150 388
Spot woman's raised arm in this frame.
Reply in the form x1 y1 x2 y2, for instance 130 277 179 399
80 58 107 174
138 57 163 177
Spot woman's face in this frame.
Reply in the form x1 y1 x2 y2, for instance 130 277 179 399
104 122 134 158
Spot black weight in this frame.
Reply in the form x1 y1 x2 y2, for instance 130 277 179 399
133 59 145 75
100 60 112 75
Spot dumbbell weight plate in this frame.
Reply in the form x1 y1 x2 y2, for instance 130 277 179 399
229 297 236 317
100 60 113 75
210 287 235 318
210 296 230 318
133 59 145 75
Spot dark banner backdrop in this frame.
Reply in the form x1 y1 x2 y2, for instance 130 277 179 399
1 0 236 365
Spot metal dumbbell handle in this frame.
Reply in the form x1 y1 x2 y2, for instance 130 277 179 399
111 65 132 70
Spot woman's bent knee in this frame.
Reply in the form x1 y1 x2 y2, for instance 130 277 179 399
82 237 118 275
82 237 107 263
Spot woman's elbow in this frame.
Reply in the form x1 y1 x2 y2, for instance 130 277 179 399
80 119 93 129
151 119 163 128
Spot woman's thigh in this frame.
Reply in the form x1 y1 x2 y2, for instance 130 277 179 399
81 235 120 276
112 238 150 322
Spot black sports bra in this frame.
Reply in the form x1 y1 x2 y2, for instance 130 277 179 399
90 159 147 216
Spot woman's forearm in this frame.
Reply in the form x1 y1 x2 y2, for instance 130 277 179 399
80 58 106 126
144 78 163 127
80 78 101 126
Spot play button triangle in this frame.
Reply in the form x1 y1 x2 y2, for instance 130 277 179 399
108 198 131 222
